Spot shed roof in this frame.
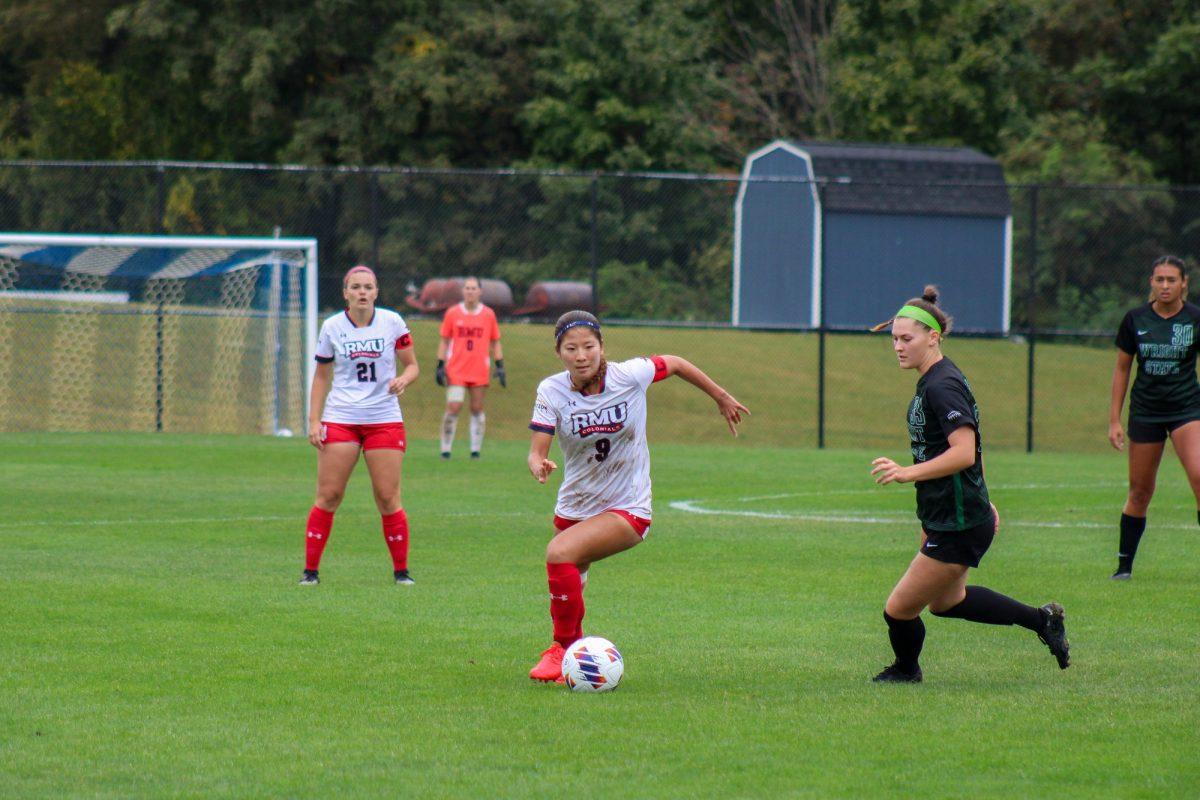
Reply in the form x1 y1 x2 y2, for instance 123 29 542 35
769 140 1011 217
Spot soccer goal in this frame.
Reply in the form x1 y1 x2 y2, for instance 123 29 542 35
0 233 318 435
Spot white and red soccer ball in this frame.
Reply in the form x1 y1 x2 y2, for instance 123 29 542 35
561 636 624 692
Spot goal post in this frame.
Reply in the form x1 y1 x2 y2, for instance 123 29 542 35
0 232 318 435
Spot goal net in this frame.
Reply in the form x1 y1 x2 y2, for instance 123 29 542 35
0 233 318 435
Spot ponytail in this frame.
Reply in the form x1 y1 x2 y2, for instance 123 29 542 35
871 285 954 334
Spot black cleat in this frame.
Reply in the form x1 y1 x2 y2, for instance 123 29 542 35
872 663 922 683
1110 569 1132 581
299 569 320 586
470 451 481 459
440 452 451 460
394 569 415 585
1038 602 1070 669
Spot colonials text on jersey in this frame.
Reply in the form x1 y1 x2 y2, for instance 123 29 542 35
570 402 629 437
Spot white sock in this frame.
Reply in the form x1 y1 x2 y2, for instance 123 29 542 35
440 411 459 453
469 411 486 453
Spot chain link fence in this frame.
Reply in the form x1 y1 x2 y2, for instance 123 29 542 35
0 160 1197 450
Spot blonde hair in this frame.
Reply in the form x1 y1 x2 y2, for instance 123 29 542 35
871 285 953 334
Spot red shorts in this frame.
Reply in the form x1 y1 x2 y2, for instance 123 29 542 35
321 421 407 451
554 510 652 539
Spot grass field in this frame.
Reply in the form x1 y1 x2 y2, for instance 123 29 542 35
3 433 1198 798
0 309 1127 452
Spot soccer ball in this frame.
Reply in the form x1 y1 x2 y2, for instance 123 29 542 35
561 636 624 692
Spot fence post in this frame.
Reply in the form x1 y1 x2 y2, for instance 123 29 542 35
155 164 167 232
154 164 168 432
1025 186 1039 453
155 299 165 432
817 181 827 450
369 171 381 269
590 175 599 316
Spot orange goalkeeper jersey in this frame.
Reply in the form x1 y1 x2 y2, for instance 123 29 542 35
441 302 501 385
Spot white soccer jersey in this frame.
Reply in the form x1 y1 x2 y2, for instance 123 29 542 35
530 356 667 520
315 308 413 424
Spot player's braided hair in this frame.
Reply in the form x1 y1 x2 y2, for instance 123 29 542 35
554 310 607 393
1148 255 1187 302
870 285 953 335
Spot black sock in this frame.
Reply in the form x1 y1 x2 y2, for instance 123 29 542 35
931 585 1043 631
883 611 925 674
1118 513 1146 573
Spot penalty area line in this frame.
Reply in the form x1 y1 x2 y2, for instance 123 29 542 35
668 500 1199 531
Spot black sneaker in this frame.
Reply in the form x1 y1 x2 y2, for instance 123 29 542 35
394 569 415 585
1038 602 1070 669
440 452 451 460
470 451 481 459
872 663 922 683
299 569 319 586
1110 569 1132 581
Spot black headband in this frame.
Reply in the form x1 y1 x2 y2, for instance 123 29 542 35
556 320 601 341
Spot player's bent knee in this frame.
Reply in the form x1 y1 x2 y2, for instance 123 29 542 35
884 597 921 620
545 538 576 565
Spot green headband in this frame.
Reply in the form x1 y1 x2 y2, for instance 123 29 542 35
895 305 942 333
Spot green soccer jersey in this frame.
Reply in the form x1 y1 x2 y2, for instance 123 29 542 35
907 358 992 531
1115 302 1200 422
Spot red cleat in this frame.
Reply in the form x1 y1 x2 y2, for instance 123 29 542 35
529 643 566 683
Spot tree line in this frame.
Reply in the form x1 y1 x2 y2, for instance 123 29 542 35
0 1 1196 323
2 0 1196 186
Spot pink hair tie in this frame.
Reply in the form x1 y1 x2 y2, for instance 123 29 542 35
343 265 376 286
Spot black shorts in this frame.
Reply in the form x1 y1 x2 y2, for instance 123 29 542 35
920 515 996 568
1127 415 1200 444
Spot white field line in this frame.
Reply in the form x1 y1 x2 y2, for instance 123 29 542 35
735 482 1125 503
667 499 1200 531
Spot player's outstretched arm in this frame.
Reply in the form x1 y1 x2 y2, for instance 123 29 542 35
308 362 334 450
527 431 558 484
657 355 749 436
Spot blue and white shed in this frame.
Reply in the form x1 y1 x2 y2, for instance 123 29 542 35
733 140 1012 333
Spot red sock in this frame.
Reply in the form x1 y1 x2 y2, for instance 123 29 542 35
305 506 334 571
382 509 409 571
547 562 585 647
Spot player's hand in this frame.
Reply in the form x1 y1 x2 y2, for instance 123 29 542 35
991 502 1001 535
715 391 750 436
1108 421 1125 451
435 360 447 387
529 457 558 484
308 421 324 451
495 359 507 389
388 376 409 396
871 457 910 485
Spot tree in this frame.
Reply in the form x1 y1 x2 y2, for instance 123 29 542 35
518 0 720 171
825 0 1041 152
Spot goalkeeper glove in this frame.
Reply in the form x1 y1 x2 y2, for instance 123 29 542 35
435 360 447 387
494 359 507 388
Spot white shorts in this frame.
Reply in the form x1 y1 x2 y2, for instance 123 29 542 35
446 385 466 403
